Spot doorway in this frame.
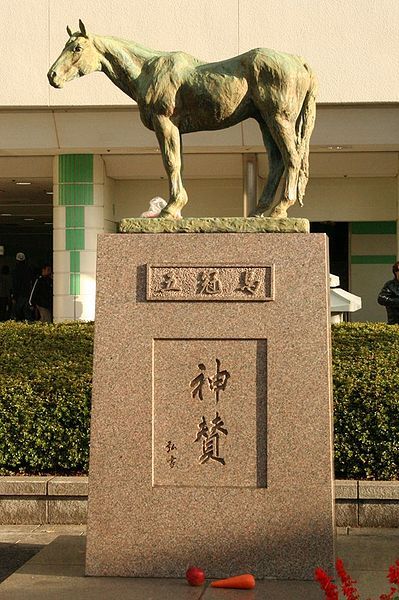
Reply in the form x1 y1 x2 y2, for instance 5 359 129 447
310 222 349 290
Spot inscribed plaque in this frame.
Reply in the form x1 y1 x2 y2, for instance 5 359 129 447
147 265 274 301
153 339 267 488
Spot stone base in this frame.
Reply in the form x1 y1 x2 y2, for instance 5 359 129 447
119 216 310 233
86 231 334 580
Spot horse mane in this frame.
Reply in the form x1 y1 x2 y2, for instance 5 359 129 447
93 34 162 59
92 34 185 111
93 34 198 117
92 35 163 83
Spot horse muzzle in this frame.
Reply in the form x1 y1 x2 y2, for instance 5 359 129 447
47 70 63 89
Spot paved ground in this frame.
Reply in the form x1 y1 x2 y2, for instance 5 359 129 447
0 525 85 584
0 526 397 598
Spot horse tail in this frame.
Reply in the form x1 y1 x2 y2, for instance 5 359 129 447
296 66 317 206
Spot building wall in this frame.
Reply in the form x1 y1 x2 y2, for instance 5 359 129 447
1 0 398 107
350 222 397 323
1 1 398 322
295 177 398 322
114 179 244 221
114 174 397 224
289 178 397 222
53 154 116 320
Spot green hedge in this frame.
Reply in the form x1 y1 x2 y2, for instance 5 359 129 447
332 322 399 480
0 321 93 475
0 321 398 479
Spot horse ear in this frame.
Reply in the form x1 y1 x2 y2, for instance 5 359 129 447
78 19 87 37
66 25 72 37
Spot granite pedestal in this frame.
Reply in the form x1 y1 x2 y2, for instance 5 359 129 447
86 226 335 580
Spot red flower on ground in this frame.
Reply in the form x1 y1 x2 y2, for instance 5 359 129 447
388 560 399 586
336 559 360 600
379 588 398 600
315 567 339 600
315 559 399 600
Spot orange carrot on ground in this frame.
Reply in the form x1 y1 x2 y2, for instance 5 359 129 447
210 574 256 589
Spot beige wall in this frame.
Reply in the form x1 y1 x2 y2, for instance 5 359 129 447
1 0 398 107
113 174 397 223
289 178 397 222
114 179 243 221
0 106 398 155
351 264 392 323
350 230 396 322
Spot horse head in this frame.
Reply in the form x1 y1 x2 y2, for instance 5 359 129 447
48 20 101 88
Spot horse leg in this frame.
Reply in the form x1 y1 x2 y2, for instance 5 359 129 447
153 115 188 219
250 120 284 217
263 113 301 218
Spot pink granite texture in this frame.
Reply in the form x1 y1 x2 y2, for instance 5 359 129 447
86 233 335 580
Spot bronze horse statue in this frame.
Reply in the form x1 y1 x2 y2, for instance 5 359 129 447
48 20 317 219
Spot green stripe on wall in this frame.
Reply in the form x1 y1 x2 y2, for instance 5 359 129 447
59 184 93 206
58 155 93 297
66 229 85 251
59 155 93 183
66 206 85 228
69 273 80 296
351 255 396 264
351 221 396 235
70 251 80 273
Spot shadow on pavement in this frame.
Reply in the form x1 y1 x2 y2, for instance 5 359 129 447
0 542 44 583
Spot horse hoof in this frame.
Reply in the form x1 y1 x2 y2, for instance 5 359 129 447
269 210 288 219
159 209 182 220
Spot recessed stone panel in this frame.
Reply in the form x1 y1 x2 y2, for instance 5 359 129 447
153 338 267 488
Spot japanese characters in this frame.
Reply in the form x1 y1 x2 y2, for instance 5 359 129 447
190 359 230 466
147 265 273 302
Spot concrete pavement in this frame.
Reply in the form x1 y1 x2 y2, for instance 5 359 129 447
0 525 397 598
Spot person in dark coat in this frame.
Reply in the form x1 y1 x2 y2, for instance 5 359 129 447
11 253 34 321
30 265 53 323
378 261 399 324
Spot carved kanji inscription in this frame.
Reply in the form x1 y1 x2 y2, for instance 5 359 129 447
147 265 274 301
152 339 267 488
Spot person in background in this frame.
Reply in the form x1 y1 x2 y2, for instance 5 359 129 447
0 265 12 321
11 252 34 321
377 261 399 324
30 264 53 323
